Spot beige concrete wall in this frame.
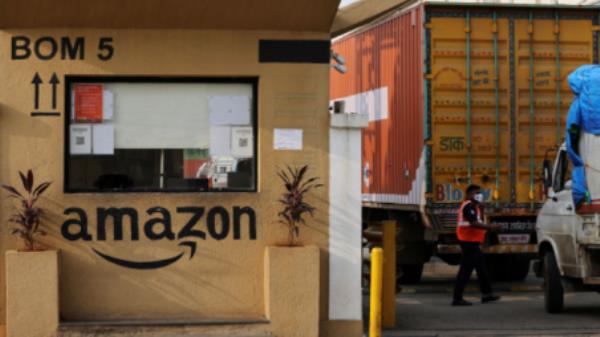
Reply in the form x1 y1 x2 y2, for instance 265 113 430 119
266 246 320 337
0 29 330 324
5 251 58 337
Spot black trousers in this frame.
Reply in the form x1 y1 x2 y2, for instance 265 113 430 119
453 241 493 301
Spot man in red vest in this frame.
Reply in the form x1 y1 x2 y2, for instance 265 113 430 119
452 184 501 306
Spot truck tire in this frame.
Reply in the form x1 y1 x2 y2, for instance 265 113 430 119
398 263 424 284
544 251 564 313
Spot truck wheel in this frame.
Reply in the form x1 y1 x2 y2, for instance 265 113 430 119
544 251 564 313
398 263 424 284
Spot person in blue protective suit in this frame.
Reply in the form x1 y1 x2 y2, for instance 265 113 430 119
565 65 600 207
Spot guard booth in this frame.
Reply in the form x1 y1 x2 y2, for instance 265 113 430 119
0 1 363 336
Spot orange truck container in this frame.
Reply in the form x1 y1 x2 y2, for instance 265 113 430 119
330 2 600 282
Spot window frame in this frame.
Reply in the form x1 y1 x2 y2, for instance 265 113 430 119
64 76 259 194
552 149 569 194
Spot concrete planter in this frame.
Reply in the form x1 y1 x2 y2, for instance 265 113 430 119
5 250 58 337
265 245 320 337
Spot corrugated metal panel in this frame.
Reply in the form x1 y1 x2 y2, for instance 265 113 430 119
330 5 425 206
428 8 595 207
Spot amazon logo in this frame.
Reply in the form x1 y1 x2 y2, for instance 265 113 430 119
61 206 256 269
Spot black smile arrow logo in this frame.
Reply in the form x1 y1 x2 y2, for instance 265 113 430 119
91 241 198 270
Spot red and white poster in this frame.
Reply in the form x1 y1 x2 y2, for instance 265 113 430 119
74 84 103 122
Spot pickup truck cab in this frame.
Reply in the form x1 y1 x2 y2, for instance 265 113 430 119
536 142 600 313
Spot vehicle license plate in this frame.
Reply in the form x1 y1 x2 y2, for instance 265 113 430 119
498 234 530 244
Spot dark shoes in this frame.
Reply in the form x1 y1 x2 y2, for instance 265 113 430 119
451 299 473 306
481 294 501 303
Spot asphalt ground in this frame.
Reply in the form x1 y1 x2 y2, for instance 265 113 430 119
364 258 600 337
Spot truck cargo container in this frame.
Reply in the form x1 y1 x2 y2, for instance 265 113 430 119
330 1 600 282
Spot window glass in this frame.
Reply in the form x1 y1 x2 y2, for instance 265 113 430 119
553 150 570 193
66 79 256 192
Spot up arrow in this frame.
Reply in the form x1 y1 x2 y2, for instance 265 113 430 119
49 73 60 110
31 73 42 110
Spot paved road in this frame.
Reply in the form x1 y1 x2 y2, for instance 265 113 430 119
365 259 600 337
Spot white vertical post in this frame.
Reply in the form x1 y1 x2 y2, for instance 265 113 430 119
329 113 368 320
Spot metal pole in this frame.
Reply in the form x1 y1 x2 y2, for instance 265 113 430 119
493 11 500 207
554 12 562 146
528 11 535 207
466 10 473 184
369 247 383 337
382 221 396 328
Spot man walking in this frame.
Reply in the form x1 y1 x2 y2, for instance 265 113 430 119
452 184 501 306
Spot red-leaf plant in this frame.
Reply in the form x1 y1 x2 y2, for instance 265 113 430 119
1 170 52 251
277 165 323 246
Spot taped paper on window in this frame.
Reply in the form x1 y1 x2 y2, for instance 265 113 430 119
103 90 114 120
209 96 251 125
74 84 103 122
231 127 253 157
92 124 114 155
210 126 232 156
70 124 92 154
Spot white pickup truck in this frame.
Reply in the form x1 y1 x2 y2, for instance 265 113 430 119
536 135 600 313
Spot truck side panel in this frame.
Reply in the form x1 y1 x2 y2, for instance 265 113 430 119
330 6 425 205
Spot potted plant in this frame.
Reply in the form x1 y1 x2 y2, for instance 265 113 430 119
276 164 323 246
265 165 323 337
2 169 52 251
3 169 58 337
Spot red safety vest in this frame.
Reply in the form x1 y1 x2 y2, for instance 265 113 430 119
456 200 486 243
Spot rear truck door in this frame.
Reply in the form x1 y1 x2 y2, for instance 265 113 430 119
427 7 594 245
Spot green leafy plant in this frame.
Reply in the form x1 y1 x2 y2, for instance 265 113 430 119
1 170 51 251
277 165 323 246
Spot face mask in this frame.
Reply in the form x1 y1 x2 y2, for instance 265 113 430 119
473 193 484 203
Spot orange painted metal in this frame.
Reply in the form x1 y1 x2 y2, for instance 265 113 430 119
330 5 425 205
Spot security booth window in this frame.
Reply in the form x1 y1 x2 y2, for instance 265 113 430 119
65 77 257 192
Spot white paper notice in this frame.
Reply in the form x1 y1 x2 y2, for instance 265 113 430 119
231 127 253 157
103 90 114 120
92 124 114 155
274 128 303 150
70 124 92 154
209 96 251 125
210 126 232 156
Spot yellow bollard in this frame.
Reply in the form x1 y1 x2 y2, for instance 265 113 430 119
382 220 396 328
369 247 383 337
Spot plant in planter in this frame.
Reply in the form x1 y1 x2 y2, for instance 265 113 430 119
277 165 323 246
2 169 51 251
